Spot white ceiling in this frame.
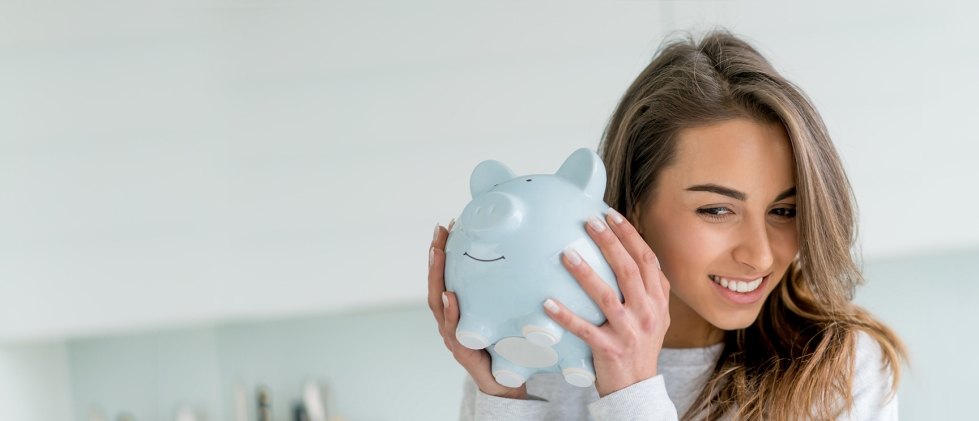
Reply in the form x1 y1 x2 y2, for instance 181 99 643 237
1 0 976 341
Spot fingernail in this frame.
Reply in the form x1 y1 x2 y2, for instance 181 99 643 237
442 292 449 308
563 245 582 265
543 298 560 314
607 207 625 224
586 214 607 233
448 218 456 231
655 254 661 270
433 223 440 242
429 247 435 266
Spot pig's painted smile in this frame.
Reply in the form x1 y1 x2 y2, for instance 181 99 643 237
464 252 505 262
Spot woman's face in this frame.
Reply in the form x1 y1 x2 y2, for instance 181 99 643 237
639 118 799 339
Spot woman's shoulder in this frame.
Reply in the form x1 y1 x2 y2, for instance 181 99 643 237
852 329 894 389
846 330 899 420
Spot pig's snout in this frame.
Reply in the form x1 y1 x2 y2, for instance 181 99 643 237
464 192 524 238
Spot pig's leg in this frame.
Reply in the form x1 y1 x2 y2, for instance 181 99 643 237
455 311 499 350
559 352 596 387
519 312 565 347
487 346 536 388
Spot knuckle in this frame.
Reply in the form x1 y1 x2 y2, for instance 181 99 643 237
598 342 620 358
638 313 657 331
576 325 595 342
600 291 621 309
621 263 641 280
640 250 658 267
452 348 465 361
622 328 640 347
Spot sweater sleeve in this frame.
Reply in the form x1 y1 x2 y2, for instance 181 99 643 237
840 331 899 421
458 375 551 421
587 375 679 421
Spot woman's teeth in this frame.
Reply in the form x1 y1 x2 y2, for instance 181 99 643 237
709 275 763 293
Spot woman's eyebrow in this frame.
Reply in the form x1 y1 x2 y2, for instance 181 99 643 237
685 184 797 202
774 187 796 202
685 184 746 201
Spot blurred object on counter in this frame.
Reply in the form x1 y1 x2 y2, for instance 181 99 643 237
117 413 136 421
293 401 309 421
257 386 273 421
233 381 249 421
303 379 328 421
174 406 196 421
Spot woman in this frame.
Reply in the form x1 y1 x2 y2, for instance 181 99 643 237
427 30 905 421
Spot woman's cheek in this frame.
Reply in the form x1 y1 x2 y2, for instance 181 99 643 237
769 222 800 274
666 219 727 302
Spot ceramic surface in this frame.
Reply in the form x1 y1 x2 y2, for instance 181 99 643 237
444 148 621 388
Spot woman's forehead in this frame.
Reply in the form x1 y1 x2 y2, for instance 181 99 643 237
665 119 795 197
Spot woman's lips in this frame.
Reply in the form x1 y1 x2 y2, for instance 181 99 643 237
708 274 769 305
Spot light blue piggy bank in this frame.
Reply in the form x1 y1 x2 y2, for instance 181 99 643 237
444 148 621 389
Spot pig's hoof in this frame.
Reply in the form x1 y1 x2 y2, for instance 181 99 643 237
522 325 561 347
456 332 489 349
493 337 558 368
562 368 596 387
493 370 526 388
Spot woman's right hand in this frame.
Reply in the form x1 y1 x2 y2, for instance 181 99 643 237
428 220 528 400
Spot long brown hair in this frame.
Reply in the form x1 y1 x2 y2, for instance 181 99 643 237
599 30 906 421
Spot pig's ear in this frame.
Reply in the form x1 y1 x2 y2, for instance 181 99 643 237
556 148 607 199
470 159 516 198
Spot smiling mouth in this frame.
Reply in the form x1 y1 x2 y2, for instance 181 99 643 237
708 274 767 293
464 252 505 262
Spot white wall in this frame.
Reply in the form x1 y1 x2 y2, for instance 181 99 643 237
0 342 74 421
2 0 977 346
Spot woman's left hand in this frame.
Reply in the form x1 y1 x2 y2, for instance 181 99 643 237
543 208 671 398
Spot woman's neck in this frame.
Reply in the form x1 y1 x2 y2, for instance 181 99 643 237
662 291 725 348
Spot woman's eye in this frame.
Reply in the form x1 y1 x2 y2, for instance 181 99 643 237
696 207 732 220
770 207 797 220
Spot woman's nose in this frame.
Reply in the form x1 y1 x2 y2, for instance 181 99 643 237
732 217 774 272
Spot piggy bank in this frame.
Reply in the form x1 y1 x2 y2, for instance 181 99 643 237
444 148 621 389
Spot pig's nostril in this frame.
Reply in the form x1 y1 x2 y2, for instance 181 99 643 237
489 205 496 213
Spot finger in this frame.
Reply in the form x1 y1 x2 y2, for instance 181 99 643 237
583 214 650 309
442 291 463 348
427 223 449 328
542 297 607 349
443 292 503 390
562 246 629 327
603 208 666 303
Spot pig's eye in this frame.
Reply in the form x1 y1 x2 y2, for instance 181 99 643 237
526 179 532 182
493 184 498 187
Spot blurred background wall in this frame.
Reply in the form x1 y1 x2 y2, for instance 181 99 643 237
1 1 976 420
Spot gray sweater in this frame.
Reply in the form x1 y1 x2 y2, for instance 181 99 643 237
458 331 897 420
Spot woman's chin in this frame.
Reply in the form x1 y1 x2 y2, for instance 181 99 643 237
703 305 767 331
